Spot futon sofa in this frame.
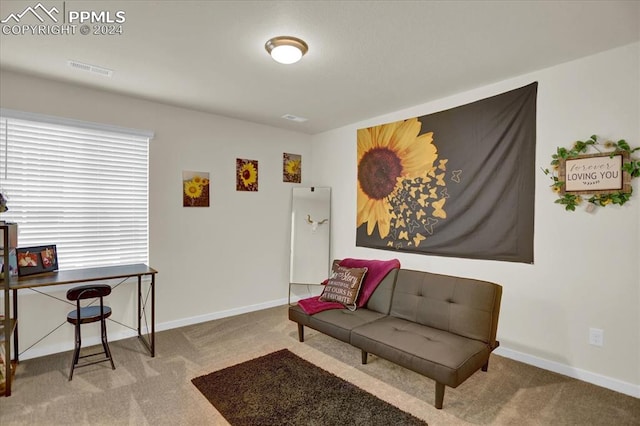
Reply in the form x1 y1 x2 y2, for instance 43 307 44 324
288 262 502 409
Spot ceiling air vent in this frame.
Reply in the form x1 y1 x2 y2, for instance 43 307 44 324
281 114 308 123
67 60 114 77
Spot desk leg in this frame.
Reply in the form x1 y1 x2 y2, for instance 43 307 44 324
136 275 155 357
151 273 155 357
137 276 141 339
12 289 18 363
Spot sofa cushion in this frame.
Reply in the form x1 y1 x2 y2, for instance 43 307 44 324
308 308 388 343
363 267 399 315
350 316 490 387
390 269 502 344
288 304 313 327
319 265 368 310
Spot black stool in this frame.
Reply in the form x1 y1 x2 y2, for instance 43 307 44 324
66 284 116 380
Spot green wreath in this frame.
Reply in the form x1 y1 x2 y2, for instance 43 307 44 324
543 135 640 211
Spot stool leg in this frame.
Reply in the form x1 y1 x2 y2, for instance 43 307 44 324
101 319 115 370
69 322 81 381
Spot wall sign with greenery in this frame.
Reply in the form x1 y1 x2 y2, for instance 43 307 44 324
543 135 640 211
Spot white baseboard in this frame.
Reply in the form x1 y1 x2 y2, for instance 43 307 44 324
17 300 640 400
494 346 640 398
155 298 287 332
19 298 288 360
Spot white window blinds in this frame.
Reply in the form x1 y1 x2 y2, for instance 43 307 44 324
0 110 152 270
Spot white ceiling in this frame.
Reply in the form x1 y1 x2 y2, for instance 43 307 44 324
1 1 639 134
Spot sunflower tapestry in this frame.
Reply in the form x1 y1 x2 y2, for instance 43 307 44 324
356 83 537 263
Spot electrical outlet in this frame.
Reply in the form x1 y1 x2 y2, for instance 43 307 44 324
589 328 604 347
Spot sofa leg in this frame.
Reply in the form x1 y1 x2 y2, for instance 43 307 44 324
297 324 304 342
481 359 489 372
361 350 368 365
435 382 445 409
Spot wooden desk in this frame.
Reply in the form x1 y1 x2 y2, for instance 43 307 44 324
3 263 157 396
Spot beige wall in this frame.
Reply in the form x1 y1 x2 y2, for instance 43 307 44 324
0 70 313 356
1 42 639 398
310 42 640 397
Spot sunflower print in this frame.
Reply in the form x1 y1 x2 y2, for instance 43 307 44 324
184 180 202 199
286 158 301 176
357 118 438 239
237 159 258 191
283 153 302 183
182 172 210 207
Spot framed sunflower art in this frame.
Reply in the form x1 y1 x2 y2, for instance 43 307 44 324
283 153 302 183
183 171 210 207
236 158 258 191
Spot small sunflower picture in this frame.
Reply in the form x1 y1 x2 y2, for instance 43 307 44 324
236 158 258 191
183 171 210 207
283 153 302 183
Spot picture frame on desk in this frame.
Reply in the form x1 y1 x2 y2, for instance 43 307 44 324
16 245 58 277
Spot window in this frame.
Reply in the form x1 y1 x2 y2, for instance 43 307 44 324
0 109 153 270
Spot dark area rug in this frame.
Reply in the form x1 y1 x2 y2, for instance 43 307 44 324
192 349 427 426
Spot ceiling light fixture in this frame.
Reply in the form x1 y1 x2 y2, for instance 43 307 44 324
265 36 308 65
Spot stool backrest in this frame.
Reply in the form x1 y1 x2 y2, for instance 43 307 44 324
67 284 112 301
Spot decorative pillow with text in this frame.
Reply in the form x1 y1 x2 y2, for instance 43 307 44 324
319 265 368 311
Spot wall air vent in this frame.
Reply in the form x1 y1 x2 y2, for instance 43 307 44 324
67 60 114 77
281 114 308 123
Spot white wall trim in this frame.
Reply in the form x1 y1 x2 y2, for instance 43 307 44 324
495 346 640 398
18 298 288 361
155 298 287 332
19 300 640 401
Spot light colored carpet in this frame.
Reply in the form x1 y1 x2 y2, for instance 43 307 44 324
1 305 639 425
